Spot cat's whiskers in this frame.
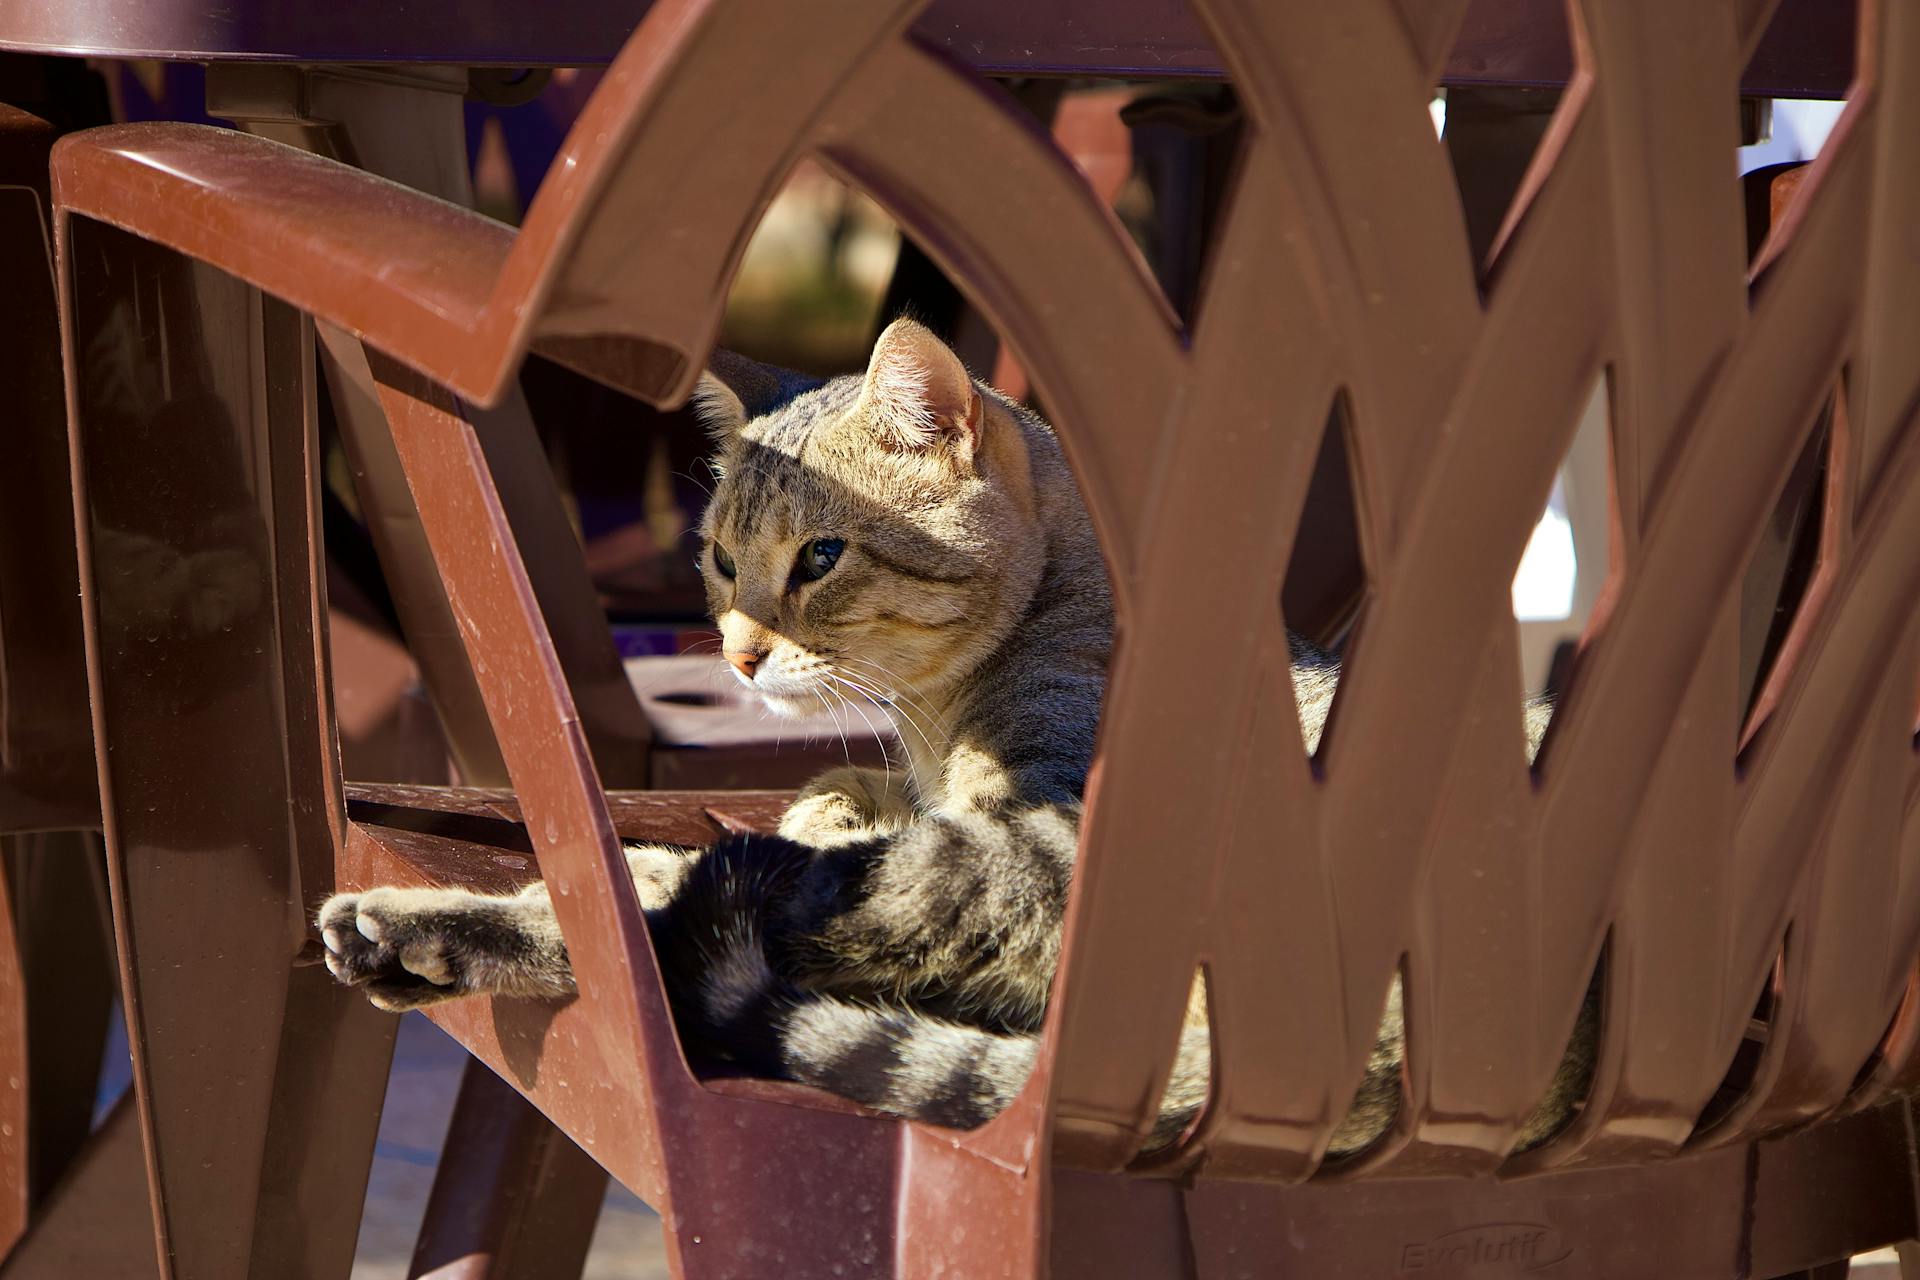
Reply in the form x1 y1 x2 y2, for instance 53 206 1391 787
675 465 716 502
828 671 943 769
854 694 942 775
809 685 857 773
835 655 947 727
834 657 951 751
820 675 900 786
690 643 750 718
816 674 861 765
832 683 896 785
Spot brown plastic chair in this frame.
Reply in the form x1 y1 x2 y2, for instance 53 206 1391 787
0 101 160 1280
47 0 1920 1275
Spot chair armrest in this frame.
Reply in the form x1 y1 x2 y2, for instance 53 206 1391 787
52 123 518 403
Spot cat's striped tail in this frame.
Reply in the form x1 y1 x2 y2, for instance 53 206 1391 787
643 829 1209 1139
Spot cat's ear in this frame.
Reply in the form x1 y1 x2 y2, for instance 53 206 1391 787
858 319 981 453
690 370 748 442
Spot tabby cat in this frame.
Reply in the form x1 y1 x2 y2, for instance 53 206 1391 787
319 319 1591 1155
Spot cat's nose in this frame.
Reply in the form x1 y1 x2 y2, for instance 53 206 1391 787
726 650 764 680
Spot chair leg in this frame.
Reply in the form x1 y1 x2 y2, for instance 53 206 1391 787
0 848 25 1258
3 834 117 1207
60 215 396 1280
408 1061 609 1280
0 1096 159 1279
0 834 120 1263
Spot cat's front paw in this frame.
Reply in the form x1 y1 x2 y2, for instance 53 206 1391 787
317 886 572 1011
625 843 701 910
318 890 455 1011
779 767 902 846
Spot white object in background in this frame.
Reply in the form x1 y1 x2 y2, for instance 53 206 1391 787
1512 479 1578 622
1738 99 1847 172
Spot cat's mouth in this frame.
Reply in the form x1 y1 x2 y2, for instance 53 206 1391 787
742 665 890 724
733 666 828 718
751 689 819 718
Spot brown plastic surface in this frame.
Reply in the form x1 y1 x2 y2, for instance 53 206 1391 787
57 219 401 1280
0 103 56 1264
1 836 115 1218
0 100 131 1276
45 0 1920 1274
0 1099 161 1280
0 0 1855 96
0 847 18 1259
0 103 93 836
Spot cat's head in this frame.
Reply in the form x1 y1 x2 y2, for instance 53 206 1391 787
694 320 1046 718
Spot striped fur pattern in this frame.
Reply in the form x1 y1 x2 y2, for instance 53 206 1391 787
319 320 1594 1159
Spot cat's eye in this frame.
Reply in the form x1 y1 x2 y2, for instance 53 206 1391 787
794 537 845 583
712 542 736 580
